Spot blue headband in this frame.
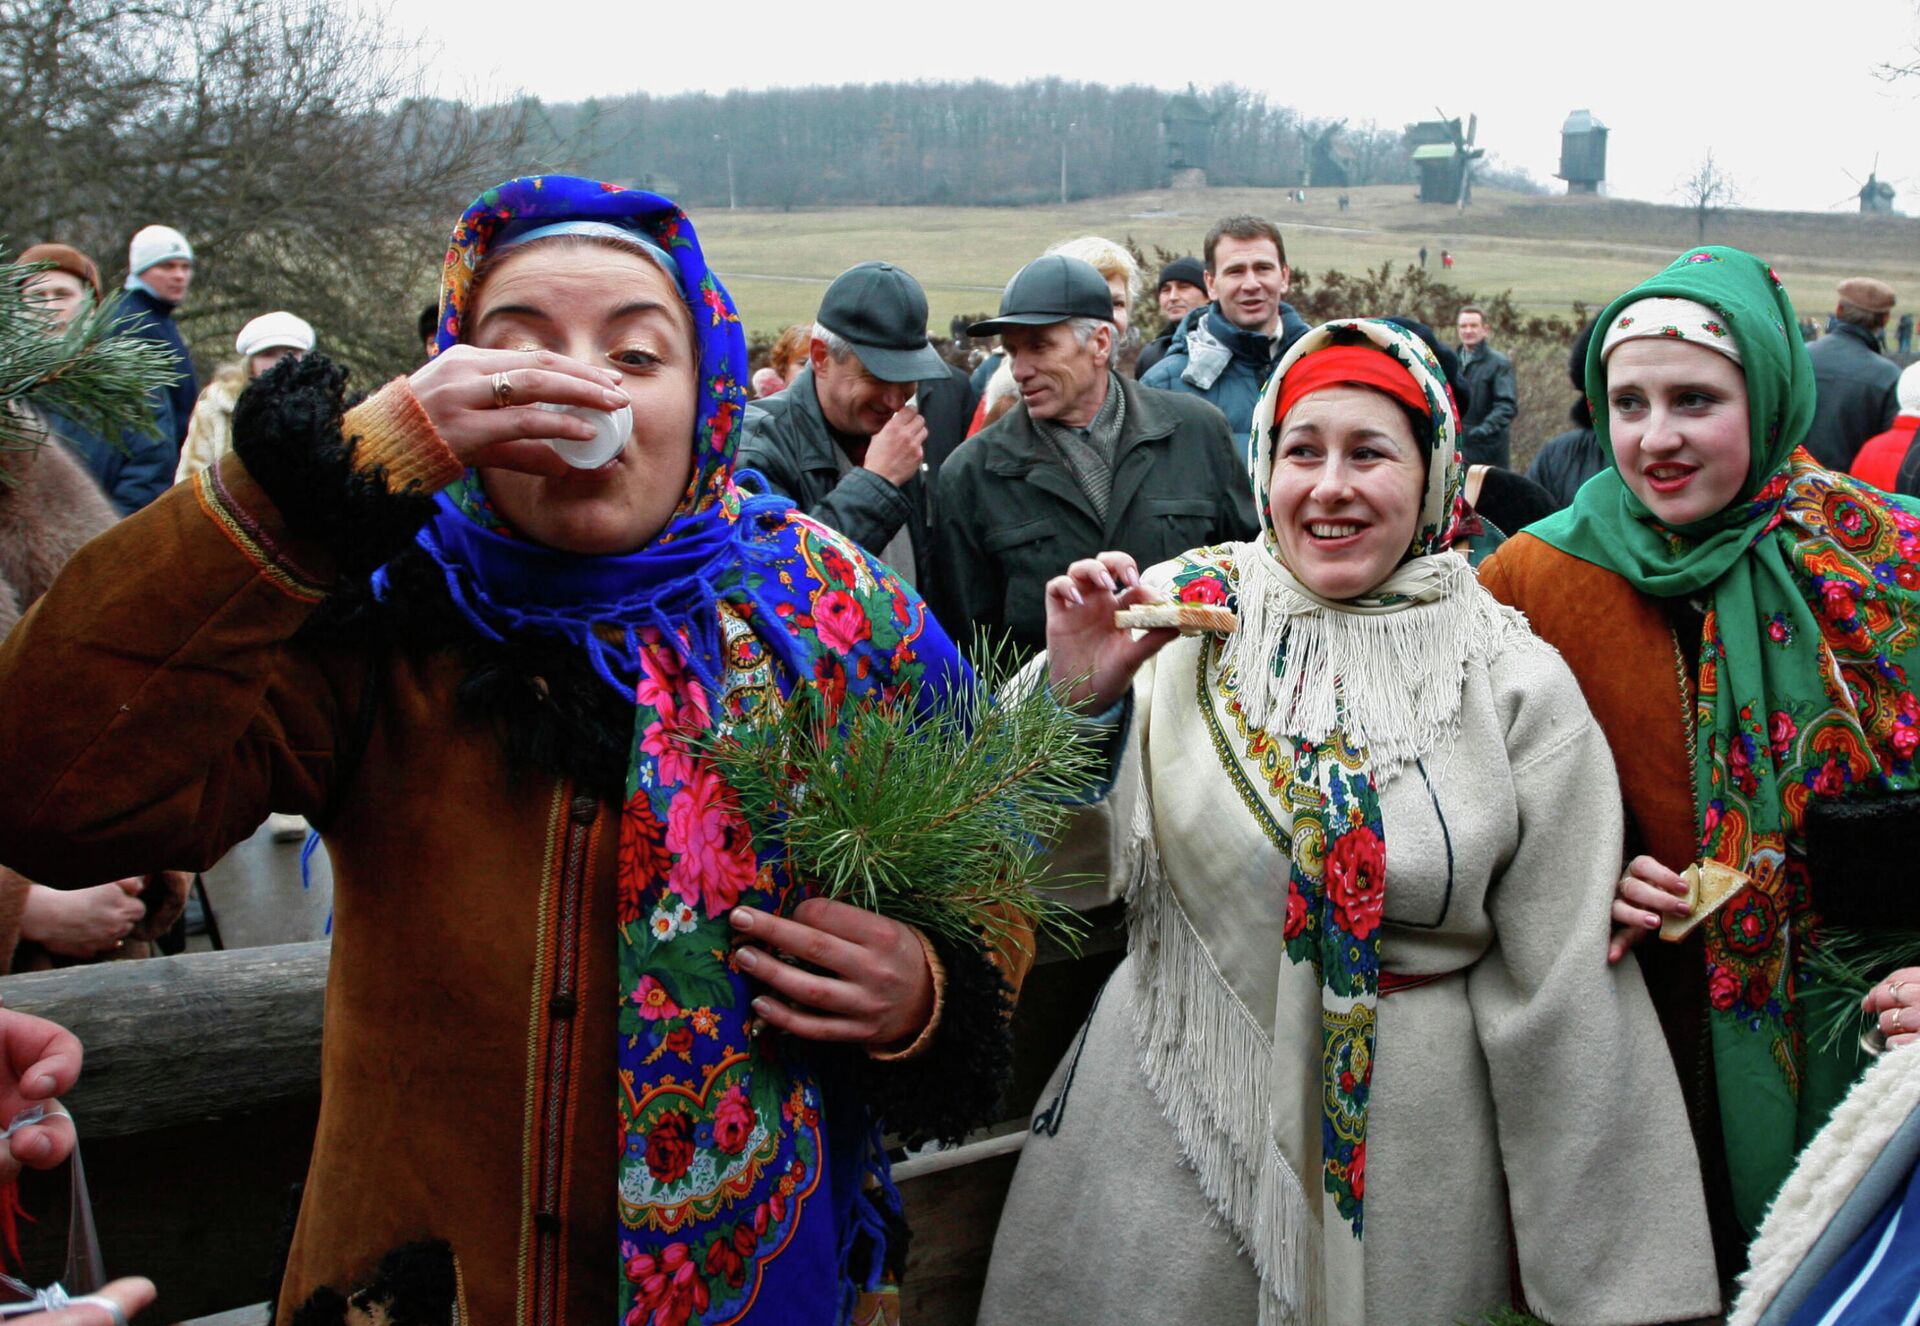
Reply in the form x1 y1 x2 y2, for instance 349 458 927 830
491 219 684 286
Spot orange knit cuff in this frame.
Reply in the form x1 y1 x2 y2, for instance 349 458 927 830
867 925 947 1063
345 377 463 494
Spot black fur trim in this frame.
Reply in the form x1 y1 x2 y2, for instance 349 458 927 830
231 354 629 800
858 931 1016 1146
290 1238 457 1326
1806 792 1920 930
305 544 632 801
232 353 438 578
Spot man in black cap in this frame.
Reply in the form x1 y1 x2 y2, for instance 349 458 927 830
739 261 961 613
935 255 1257 657
1132 255 1207 381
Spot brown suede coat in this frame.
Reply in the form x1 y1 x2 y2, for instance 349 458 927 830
0 378 1025 1323
0 423 603 1321
1479 531 1741 1273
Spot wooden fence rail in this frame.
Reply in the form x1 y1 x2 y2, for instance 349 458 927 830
0 913 1122 1323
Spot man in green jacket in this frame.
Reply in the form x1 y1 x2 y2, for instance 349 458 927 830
936 255 1258 657
738 262 955 611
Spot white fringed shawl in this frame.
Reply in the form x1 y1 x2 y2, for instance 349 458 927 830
1122 320 1534 1324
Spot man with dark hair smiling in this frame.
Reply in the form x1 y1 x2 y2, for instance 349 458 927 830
937 255 1255 656
1140 215 1308 460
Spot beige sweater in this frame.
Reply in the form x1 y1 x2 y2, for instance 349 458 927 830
174 362 247 485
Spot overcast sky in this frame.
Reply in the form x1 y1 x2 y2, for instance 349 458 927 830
399 0 1920 213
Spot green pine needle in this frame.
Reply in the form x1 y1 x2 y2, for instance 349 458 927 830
1804 926 1920 1056
700 635 1102 954
0 248 179 484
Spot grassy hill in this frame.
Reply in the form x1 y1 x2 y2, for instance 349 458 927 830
695 184 1920 337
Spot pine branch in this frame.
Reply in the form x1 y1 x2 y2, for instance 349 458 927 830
1804 927 1920 1056
700 635 1101 953
0 247 179 485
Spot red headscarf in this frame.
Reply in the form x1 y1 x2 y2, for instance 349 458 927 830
1274 344 1431 427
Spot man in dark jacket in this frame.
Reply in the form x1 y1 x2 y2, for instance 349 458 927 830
21 242 175 514
115 224 198 467
1140 216 1308 462
1805 278 1901 471
937 255 1257 657
1454 305 1518 468
1132 256 1208 381
737 262 956 617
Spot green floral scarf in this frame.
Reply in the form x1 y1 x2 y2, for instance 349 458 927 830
1531 247 1920 1231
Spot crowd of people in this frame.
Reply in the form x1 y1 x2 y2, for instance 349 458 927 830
2 175 1919 1325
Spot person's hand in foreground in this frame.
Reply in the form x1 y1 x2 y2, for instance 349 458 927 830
1607 854 1689 964
729 899 935 1052
408 344 631 475
0 1004 80 1182
8 1277 156 1325
1863 966 1920 1049
1044 551 1178 712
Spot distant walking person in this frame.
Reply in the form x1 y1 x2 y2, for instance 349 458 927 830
116 225 199 463
1442 249 1455 269
1140 215 1309 461
1804 277 1900 470
1419 245 1429 269
1455 305 1519 468
1898 311 1914 356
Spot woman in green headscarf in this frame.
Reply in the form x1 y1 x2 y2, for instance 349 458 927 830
1481 247 1920 1272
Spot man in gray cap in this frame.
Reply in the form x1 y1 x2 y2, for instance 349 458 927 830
739 261 956 609
935 255 1256 657
1804 277 1901 470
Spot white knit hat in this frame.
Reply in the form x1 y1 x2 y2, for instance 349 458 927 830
128 225 193 274
235 311 316 358
1899 360 1920 417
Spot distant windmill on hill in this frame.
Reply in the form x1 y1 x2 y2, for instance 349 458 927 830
1831 156 1900 215
1405 110 1486 208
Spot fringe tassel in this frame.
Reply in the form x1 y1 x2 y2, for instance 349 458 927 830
0 1179 30 1270
1122 793 1323 1326
1219 551 1533 782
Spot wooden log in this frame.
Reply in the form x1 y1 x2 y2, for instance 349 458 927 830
0 942 328 1138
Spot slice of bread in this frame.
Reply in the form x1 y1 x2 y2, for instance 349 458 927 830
1659 861 1749 942
1114 603 1239 635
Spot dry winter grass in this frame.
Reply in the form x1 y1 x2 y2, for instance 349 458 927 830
698 183 1920 338
698 184 1920 469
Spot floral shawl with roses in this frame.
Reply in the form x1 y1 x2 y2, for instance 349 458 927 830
1123 320 1528 1324
419 177 968 1325
1532 247 1920 1232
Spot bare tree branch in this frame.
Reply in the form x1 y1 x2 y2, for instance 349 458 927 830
0 0 529 382
1674 149 1739 245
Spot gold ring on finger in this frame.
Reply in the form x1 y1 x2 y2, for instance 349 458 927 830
1893 980 1909 1003
491 370 515 408
1893 1006 1908 1034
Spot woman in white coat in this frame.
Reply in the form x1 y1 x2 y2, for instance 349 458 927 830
977 319 1721 1325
